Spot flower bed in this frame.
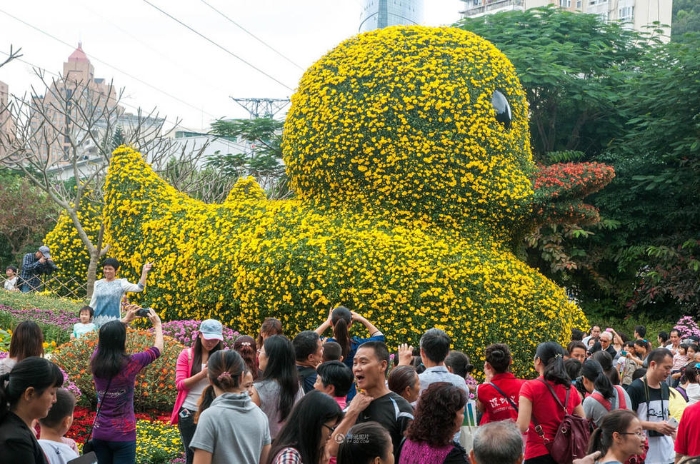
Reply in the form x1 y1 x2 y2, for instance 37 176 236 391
67 406 182 463
52 328 184 411
161 320 240 348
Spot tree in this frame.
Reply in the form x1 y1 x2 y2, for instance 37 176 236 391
0 70 206 297
206 117 289 198
0 168 59 267
457 7 656 160
589 34 700 317
0 45 22 69
672 0 700 41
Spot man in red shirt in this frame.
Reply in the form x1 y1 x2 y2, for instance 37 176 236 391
674 400 700 463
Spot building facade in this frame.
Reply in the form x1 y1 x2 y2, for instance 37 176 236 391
29 43 122 165
0 80 15 160
459 0 672 39
359 0 424 32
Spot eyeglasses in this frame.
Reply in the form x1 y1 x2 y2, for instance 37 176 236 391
323 423 337 433
619 431 645 438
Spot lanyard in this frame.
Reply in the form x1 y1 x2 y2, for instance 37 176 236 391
643 376 667 421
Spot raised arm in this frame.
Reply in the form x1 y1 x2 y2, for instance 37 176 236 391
139 262 152 286
315 309 333 336
148 309 164 352
351 311 381 337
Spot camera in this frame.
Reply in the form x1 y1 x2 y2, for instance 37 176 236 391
135 307 152 317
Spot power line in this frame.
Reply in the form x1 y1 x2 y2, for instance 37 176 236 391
0 50 202 133
141 0 294 92
75 0 233 98
199 0 304 71
0 7 220 122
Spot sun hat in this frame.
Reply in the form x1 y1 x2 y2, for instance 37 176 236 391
200 319 224 341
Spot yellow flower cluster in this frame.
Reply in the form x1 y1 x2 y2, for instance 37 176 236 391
51 26 587 375
135 420 182 464
44 194 102 297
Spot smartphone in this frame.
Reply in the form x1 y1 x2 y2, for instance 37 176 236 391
620 350 628 356
668 417 679 428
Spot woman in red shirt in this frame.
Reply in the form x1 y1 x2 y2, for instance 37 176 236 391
476 343 524 423
517 342 585 464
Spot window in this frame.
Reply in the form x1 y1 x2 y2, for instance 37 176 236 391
576 0 582 8
560 0 571 7
619 6 633 22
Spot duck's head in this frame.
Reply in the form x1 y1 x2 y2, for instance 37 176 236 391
283 26 534 239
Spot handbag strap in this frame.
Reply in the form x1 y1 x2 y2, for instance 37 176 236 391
539 378 570 413
488 382 519 412
88 376 113 440
531 379 570 444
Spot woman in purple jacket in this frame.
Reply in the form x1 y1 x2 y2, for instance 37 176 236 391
90 310 163 464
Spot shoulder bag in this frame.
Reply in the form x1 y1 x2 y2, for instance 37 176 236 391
532 379 590 464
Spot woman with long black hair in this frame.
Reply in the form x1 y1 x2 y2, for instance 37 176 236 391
170 319 224 464
517 342 585 464
315 306 384 399
90 310 163 464
267 391 344 464
580 359 632 427
0 357 63 463
251 335 304 439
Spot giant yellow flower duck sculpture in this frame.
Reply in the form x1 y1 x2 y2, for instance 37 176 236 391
103 26 586 373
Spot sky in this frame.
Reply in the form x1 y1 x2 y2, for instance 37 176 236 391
0 0 465 132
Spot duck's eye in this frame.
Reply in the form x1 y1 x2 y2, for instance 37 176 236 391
492 90 512 130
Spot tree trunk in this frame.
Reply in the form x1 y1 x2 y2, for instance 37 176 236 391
86 247 99 300
85 223 106 299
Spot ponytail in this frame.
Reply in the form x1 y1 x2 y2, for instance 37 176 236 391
536 342 570 387
194 385 215 424
331 307 352 360
587 427 605 455
582 359 614 399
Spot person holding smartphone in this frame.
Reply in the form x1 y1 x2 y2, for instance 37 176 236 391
170 320 224 464
89 310 163 464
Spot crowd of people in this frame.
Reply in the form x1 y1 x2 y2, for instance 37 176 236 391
1 260 700 464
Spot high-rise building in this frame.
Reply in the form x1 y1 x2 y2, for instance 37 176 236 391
459 0 672 40
359 0 425 32
29 43 122 165
0 80 16 160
